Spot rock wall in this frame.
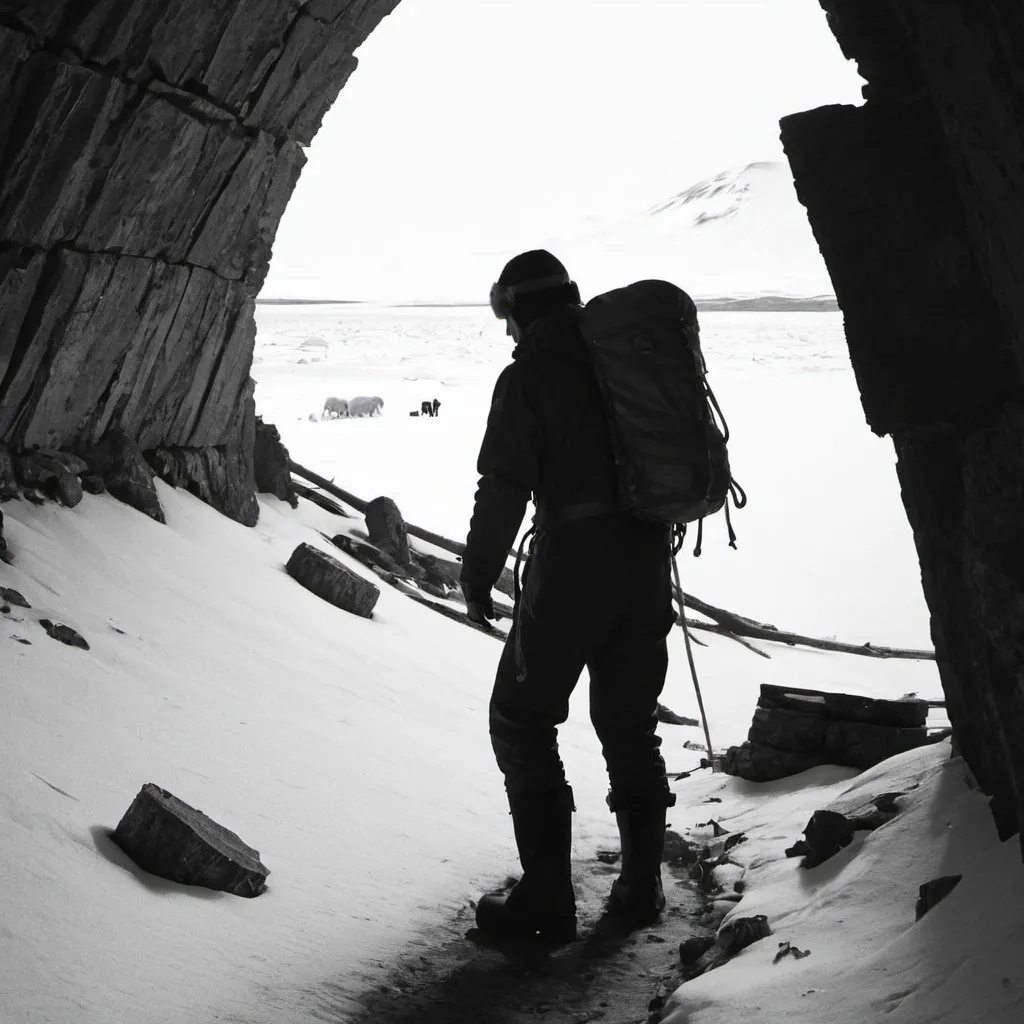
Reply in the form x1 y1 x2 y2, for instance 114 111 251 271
0 0 400 523
782 0 1024 854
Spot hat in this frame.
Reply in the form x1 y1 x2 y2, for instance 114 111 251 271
489 250 575 320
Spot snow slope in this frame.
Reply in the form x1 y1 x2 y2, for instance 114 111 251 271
1 305 1020 1024
553 161 835 301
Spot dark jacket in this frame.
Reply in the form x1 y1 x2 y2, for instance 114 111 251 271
461 305 618 595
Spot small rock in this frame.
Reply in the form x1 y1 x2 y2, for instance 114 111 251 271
12 635 31 645
37 449 88 476
44 472 84 508
23 488 45 505
14 453 57 488
718 914 772 956
773 940 811 964
112 783 269 897
797 809 855 868
286 542 380 618
80 474 106 495
1 587 31 608
915 874 962 921
1 604 10 614
678 934 715 965
39 618 90 650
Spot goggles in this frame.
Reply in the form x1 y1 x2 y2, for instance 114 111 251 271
489 273 573 320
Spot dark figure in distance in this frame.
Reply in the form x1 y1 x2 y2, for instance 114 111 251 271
421 400 433 417
432 397 441 417
460 250 677 944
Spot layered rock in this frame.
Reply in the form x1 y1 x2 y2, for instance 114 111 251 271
113 782 270 897
782 0 1024 853
724 684 931 782
0 0 401 522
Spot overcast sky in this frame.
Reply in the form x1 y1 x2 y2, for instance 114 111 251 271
261 0 864 302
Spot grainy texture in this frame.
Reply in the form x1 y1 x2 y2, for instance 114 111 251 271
782 0 1024 855
286 542 380 618
112 783 269 897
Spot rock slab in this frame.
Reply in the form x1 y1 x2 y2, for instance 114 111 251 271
286 542 379 618
84 430 165 523
112 783 269 898
724 683 933 782
365 495 410 566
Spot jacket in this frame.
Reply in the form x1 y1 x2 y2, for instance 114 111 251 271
461 305 618 595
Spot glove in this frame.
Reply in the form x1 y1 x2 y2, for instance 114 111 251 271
461 582 496 626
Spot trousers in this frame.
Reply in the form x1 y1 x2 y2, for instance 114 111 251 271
489 514 676 808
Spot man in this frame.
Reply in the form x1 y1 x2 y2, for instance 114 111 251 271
461 250 677 944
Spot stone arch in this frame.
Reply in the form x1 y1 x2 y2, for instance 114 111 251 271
1 0 1022 855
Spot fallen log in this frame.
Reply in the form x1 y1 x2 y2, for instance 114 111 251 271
290 459 936 663
291 460 467 555
685 620 771 659
673 585 935 661
291 481 352 517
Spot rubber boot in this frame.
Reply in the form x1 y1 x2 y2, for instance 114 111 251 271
475 786 577 944
606 798 670 928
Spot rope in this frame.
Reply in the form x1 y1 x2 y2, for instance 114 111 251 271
670 547 715 764
512 524 537 607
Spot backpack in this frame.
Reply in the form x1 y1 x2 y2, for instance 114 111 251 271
579 279 744 551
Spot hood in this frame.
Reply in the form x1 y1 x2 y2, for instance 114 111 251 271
512 305 587 363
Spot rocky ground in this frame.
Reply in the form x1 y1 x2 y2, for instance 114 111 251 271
345 854 709 1024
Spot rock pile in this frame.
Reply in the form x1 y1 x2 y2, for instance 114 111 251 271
723 683 931 782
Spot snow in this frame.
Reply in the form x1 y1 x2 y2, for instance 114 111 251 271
553 162 837 301
1 303 1020 1023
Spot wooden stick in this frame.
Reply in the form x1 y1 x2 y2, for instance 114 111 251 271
291 459 935 663
290 459 470 556
291 481 352 518
685 620 772 659
673 584 935 661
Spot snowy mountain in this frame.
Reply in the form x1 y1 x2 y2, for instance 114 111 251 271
551 161 835 304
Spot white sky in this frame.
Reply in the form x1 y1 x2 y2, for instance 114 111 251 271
261 0 864 301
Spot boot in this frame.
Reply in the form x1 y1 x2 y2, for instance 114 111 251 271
606 797 670 928
475 786 577 944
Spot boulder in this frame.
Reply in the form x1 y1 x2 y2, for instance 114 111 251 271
286 542 379 618
253 416 298 507
365 495 410 566
112 783 269 897
80 473 106 494
43 471 84 508
722 742 827 782
147 446 258 527
84 430 165 523
747 705 827 753
824 720 930 769
789 809 855 869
